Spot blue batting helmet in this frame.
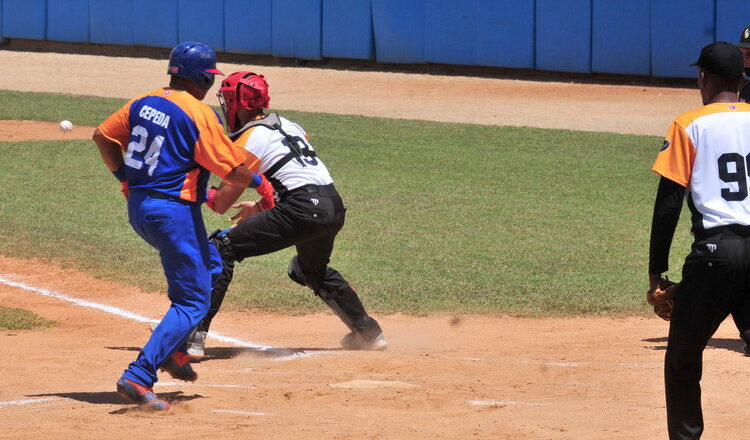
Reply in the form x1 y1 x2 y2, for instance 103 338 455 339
167 41 224 90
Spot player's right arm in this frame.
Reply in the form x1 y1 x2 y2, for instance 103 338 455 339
192 108 261 188
648 120 694 289
93 99 138 196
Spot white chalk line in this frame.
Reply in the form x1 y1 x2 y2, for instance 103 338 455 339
469 400 543 407
213 409 269 416
156 381 256 389
0 398 60 407
0 275 319 360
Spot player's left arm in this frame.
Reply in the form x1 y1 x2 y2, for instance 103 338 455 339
206 183 245 214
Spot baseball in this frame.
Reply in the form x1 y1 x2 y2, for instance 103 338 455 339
59 120 73 132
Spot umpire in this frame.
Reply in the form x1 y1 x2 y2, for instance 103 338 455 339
649 42 750 439
739 26 750 102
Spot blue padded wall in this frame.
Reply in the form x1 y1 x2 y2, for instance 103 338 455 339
476 0 534 68
272 0 322 60
592 0 650 75
178 0 224 52
651 0 714 78
47 0 88 43
90 0 133 45
225 0 272 54
322 0 374 60
716 0 750 44
536 0 592 73
3 0 46 40
425 0 475 66
133 0 178 48
371 0 424 63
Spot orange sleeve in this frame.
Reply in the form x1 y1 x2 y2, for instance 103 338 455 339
651 121 695 187
193 107 261 179
97 99 134 150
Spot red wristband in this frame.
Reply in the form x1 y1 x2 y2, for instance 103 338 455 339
255 176 276 210
206 187 218 210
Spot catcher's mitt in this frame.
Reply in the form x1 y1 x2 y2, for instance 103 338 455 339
647 277 679 321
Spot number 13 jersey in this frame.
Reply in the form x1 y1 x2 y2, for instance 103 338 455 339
233 115 333 192
653 102 750 232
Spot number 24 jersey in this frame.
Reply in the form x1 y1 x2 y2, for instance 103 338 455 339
97 87 253 203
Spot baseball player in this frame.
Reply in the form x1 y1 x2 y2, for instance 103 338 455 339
648 41 750 439
92 42 267 411
185 71 386 358
738 26 750 102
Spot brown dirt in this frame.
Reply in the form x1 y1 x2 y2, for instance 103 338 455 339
0 50 701 136
0 120 95 141
1 256 749 439
0 51 742 439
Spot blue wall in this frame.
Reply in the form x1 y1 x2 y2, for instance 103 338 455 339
48 0 88 43
133 0 178 48
592 0 651 76
536 0 592 73
3 0 46 40
322 0 373 60
90 0 133 46
651 0 714 78
225 0 272 55
272 0 322 60
2 0 750 79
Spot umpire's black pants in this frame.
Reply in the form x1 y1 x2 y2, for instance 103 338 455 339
666 226 750 440
199 184 381 337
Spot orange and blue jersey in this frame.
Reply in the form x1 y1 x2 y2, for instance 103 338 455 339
97 87 256 202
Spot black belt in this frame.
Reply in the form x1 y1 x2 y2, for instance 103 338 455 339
148 191 171 199
280 184 337 198
695 224 750 240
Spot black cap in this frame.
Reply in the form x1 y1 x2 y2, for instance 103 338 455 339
740 26 750 49
690 41 744 76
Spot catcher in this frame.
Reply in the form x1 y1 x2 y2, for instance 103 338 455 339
649 42 750 439
188 71 386 358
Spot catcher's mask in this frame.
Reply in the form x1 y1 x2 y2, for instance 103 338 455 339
217 71 270 132
167 41 224 90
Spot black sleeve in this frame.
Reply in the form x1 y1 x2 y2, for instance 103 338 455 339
648 176 686 274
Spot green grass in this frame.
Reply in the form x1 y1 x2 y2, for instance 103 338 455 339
0 89 694 316
0 306 55 330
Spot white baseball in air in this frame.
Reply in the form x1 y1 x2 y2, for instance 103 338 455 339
59 120 73 132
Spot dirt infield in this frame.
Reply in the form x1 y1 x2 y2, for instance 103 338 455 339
0 120 95 141
1 256 749 439
1 50 747 439
0 50 702 136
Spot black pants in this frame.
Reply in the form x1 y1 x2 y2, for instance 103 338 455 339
198 184 381 338
666 226 750 439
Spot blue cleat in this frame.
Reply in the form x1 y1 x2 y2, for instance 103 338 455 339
116 378 170 411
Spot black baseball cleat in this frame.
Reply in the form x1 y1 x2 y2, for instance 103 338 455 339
340 331 388 351
159 350 198 382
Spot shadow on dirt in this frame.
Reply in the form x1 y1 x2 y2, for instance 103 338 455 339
106 345 343 362
27 390 203 407
643 337 747 355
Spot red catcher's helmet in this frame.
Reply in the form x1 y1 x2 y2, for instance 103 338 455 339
217 71 270 131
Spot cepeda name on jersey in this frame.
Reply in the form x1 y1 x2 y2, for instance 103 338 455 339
138 105 171 129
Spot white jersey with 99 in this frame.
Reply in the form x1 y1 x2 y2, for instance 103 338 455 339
234 115 333 192
653 102 750 232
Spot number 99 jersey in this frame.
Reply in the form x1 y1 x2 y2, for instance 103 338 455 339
97 88 253 202
653 102 750 232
